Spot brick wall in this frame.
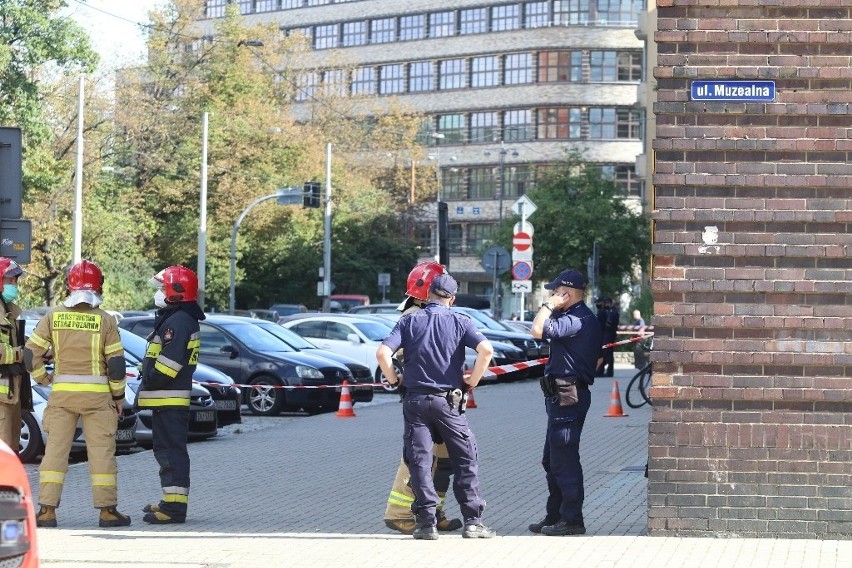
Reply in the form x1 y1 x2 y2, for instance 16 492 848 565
649 0 852 538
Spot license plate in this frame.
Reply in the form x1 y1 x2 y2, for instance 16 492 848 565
215 400 237 411
195 410 215 422
115 429 134 442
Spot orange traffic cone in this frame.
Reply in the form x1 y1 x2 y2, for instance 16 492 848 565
336 380 356 418
603 380 628 417
466 388 477 409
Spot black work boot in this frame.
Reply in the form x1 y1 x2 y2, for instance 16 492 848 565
412 524 438 540
142 503 160 513
435 508 462 532
143 510 186 524
99 506 131 527
36 505 58 528
528 516 559 534
541 519 586 536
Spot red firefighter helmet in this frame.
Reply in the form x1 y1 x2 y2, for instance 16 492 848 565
0 258 23 281
151 266 198 303
67 260 103 293
405 261 447 301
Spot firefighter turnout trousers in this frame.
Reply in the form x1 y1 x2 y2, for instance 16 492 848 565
39 390 120 507
385 442 453 521
151 408 191 519
0 375 22 452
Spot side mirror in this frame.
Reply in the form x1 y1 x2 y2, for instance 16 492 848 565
346 333 361 345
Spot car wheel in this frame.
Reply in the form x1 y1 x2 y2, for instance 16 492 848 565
376 359 403 394
19 412 44 463
247 375 286 416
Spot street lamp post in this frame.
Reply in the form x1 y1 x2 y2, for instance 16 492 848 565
485 141 519 225
427 148 456 264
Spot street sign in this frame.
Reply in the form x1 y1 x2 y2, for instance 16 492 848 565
511 280 532 293
511 261 532 280
513 231 532 251
511 195 536 217
512 246 533 262
513 221 533 237
480 245 511 275
690 80 775 102
0 127 23 220
0 219 31 263
377 273 390 286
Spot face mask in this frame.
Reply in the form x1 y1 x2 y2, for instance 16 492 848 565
2 285 18 303
154 289 168 308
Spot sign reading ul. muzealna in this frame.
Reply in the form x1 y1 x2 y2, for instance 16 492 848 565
690 80 776 102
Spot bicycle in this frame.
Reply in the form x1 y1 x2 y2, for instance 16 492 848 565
625 336 653 408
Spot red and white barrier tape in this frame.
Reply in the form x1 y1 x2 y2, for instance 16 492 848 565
617 324 654 332
601 333 653 351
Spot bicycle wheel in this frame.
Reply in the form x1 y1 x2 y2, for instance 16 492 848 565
637 363 652 406
625 363 652 409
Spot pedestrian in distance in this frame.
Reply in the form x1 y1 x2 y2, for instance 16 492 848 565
383 261 463 535
632 309 645 329
24 260 131 528
376 273 496 540
529 268 602 536
0 258 31 454
137 266 204 524
599 297 619 377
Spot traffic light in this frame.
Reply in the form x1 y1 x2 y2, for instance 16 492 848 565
303 181 322 208
437 201 449 266
0 127 23 219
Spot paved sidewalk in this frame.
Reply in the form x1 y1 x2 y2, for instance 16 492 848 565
30 366 852 567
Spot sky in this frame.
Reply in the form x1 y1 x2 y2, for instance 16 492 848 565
66 0 167 71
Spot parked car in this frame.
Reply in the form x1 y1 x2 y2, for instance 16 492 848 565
269 304 308 319
211 316 374 402
329 294 370 312
502 319 534 333
124 378 218 446
347 303 401 315
453 306 548 359
279 315 402 387
0 440 38 568
123 315 370 416
20 382 138 464
117 326 241 426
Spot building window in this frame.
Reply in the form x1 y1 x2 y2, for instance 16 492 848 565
617 108 643 138
448 224 464 254
439 59 466 90
400 15 426 41
538 51 575 82
206 0 228 18
467 282 492 301
370 17 396 44
436 114 465 144
342 21 368 47
492 4 521 31
470 112 499 144
594 0 643 26
255 0 279 13
429 11 456 38
415 224 432 253
295 72 318 102
537 108 582 139
378 64 405 94
503 164 535 198
618 52 643 81
322 69 346 96
441 167 466 200
314 24 339 49
408 61 434 92
588 108 617 138
524 1 550 28
467 223 496 254
589 51 617 81
351 66 375 95
471 56 500 88
504 109 534 141
554 0 590 25
235 1 253 14
600 164 640 196
460 8 488 35
282 0 303 7
504 53 533 84
469 166 497 199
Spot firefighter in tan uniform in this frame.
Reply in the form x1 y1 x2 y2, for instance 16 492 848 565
383 262 462 534
0 258 30 453
24 260 131 528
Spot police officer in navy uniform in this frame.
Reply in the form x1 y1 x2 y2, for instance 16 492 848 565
528 269 602 536
376 273 496 540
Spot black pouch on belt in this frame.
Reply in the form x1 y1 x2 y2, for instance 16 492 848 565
553 377 579 407
539 376 555 397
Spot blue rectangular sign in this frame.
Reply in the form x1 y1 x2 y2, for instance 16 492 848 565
690 80 775 102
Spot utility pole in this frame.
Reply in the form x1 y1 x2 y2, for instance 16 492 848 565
72 75 84 263
321 143 332 312
198 112 209 309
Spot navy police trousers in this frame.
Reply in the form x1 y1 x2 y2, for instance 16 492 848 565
152 407 191 519
402 392 485 527
542 385 591 525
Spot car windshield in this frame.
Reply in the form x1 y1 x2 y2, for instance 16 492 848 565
220 323 298 352
352 321 392 342
254 322 317 350
452 307 507 331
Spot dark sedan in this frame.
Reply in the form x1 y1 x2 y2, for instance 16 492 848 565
122 315 371 416
117 323 242 426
